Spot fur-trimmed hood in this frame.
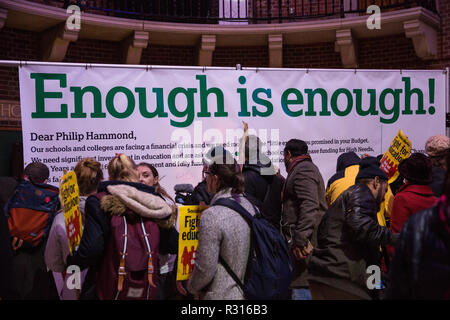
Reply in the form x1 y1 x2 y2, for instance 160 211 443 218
98 181 176 229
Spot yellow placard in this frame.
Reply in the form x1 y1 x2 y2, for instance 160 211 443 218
59 171 82 255
176 205 208 281
379 130 412 184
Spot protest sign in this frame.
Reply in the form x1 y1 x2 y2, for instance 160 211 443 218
176 205 208 281
59 170 82 255
380 130 412 183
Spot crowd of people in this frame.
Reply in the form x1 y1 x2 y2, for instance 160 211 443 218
0 133 449 300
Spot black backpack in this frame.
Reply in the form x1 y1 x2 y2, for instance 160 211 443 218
213 197 292 300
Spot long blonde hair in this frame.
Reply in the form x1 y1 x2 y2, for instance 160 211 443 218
107 153 139 182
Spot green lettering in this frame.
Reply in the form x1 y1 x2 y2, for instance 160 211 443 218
305 88 328 116
70 86 105 118
135 87 168 118
281 88 303 117
402 77 424 115
379 88 402 124
355 89 378 116
168 87 197 128
331 88 353 117
252 88 273 117
196 75 227 117
105 86 135 119
31 73 68 118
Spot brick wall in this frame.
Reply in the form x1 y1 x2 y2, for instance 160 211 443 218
0 1 449 107
0 27 40 61
357 35 429 69
213 46 269 67
283 42 341 68
141 45 196 66
0 27 40 102
64 39 122 64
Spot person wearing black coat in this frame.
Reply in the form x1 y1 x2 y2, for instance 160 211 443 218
241 135 285 229
0 205 13 299
307 157 398 300
386 152 450 300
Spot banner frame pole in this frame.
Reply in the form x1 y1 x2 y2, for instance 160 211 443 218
0 60 447 74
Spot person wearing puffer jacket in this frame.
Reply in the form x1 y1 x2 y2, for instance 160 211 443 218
66 153 176 300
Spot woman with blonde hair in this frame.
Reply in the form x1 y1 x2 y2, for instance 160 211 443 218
45 157 103 300
66 153 174 300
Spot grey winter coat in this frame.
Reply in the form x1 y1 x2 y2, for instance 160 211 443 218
187 188 257 300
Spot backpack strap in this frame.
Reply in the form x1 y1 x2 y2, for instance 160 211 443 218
213 198 255 225
218 256 245 292
139 218 156 290
213 197 257 294
115 216 128 300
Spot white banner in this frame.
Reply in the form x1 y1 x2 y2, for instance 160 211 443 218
19 65 447 197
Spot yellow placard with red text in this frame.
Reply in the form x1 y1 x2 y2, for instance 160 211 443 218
380 130 412 184
59 171 82 255
176 205 208 281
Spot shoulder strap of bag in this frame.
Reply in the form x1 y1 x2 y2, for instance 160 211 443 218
213 198 255 225
213 197 256 293
139 218 156 290
115 216 128 300
218 255 245 291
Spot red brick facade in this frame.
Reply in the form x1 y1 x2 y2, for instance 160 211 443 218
0 1 449 126
213 46 269 67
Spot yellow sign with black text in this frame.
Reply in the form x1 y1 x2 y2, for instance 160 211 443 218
59 171 82 255
176 205 208 281
380 130 412 184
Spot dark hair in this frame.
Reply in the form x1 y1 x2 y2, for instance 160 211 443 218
284 139 308 157
24 162 50 183
444 151 450 202
209 162 245 194
244 135 262 163
74 158 103 196
398 152 433 185
137 162 175 204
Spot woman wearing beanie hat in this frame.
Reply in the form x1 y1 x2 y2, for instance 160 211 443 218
388 153 436 260
425 135 450 197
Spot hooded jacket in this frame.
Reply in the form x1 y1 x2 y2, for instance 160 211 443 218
242 154 285 229
386 196 450 299
66 181 174 299
326 152 360 206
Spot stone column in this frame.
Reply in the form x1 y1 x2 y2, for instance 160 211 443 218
198 34 216 66
268 34 283 68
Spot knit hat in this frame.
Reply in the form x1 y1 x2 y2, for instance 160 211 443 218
355 156 388 181
398 152 433 185
425 135 450 157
